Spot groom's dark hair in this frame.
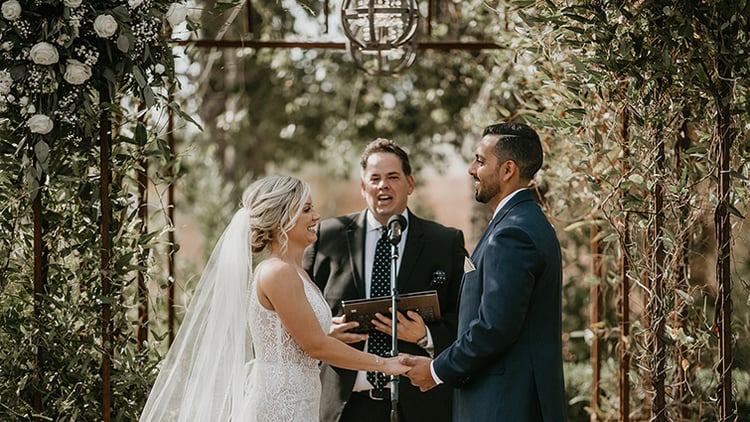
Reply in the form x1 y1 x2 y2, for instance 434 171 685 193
483 122 543 181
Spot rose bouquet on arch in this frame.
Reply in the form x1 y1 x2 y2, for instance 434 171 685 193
0 0 188 182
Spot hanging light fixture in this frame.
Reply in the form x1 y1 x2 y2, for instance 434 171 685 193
340 0 420 76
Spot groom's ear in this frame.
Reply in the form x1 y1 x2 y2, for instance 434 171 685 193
501 160 517 181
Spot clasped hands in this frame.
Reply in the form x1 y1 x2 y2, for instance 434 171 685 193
329 311 438 392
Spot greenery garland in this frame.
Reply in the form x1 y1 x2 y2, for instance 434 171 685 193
0 0 184 418
0 0 183 183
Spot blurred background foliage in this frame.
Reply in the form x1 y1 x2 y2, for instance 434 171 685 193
1 0 749 420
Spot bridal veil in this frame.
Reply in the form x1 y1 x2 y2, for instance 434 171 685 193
139 208 254 421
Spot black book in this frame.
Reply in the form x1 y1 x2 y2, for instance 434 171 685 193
341 290 441 334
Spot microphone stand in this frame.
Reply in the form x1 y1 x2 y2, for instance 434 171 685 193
388 240 401 422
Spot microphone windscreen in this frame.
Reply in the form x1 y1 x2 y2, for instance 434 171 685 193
387 214 407 231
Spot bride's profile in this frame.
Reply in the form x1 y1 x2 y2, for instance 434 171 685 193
139 175 408 421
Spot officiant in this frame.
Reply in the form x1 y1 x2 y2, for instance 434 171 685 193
303 138 467 422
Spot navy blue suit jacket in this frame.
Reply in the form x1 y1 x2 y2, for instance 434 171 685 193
433 189 567 421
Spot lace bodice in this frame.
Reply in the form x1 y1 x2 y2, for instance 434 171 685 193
241 269 332 421
248 271 332 366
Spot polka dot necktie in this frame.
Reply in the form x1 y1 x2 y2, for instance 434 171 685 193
367 227 391 390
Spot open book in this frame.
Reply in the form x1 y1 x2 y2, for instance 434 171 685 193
341 290 441 334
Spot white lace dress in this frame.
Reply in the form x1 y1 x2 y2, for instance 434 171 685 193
241 272 332 421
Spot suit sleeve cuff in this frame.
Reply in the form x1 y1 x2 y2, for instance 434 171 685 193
429 360 443 385
418 327 435 358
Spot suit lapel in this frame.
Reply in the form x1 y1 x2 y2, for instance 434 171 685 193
346 211 367 297
473 189 534 258
463 190 535 292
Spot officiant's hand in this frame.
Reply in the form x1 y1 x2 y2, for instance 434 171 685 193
371 310 426 344
329 315 368 344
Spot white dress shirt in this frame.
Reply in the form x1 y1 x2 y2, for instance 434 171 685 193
353 210 409 391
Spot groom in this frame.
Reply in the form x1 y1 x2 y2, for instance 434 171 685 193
401 122 567 421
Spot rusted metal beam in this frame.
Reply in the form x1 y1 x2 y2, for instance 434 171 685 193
136 116 149 348
674 110 693 421
426 0 434 36
715 31 736 421
100 97 112 422
170 39 501 50
618 106 631 422
32 181 45 414
167 100 177 345
650 122 666 422
591 223 603 419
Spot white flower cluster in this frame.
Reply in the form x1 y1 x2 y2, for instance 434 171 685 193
0 0 186 143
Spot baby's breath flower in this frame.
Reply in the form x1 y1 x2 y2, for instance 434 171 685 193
0 70 12 95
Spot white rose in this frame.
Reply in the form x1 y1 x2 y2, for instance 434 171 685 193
63 59 92 85
0 70 12 95
128 0 144 8
94 14 118 38
154 63 165 74
27 114 54 135
166 3 188 27
1 0 21 21
29 42 59 65
63 0 82 7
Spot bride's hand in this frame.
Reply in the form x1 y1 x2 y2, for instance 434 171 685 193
381 356 410 375
329 315 368 344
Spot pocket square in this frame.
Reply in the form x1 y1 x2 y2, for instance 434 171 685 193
463 257 476 272
430 270 446 286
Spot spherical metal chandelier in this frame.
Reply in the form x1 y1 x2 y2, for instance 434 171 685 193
340 0 420 76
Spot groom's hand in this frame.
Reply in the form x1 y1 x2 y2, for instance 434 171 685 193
329 315 368 344
399 355 438 392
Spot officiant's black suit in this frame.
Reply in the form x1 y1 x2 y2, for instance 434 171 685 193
303 209 466 422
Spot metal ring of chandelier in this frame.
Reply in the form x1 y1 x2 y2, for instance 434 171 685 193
340 0 420 76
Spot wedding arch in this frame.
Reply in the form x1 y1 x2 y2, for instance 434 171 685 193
1 1 748 421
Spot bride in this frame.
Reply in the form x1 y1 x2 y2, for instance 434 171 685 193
140 175 408 421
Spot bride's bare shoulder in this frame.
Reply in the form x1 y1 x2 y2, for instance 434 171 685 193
255 258 296 284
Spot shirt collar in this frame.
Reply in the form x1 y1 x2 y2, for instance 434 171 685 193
366 209 409 232
492 188 527 219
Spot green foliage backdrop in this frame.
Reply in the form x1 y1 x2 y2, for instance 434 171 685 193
1 0 749 420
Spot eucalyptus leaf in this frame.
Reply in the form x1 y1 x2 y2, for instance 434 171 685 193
116 34 130 53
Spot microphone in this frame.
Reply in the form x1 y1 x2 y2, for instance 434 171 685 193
387 214 407 245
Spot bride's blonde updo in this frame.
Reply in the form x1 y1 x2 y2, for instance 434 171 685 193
242 175 311 255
